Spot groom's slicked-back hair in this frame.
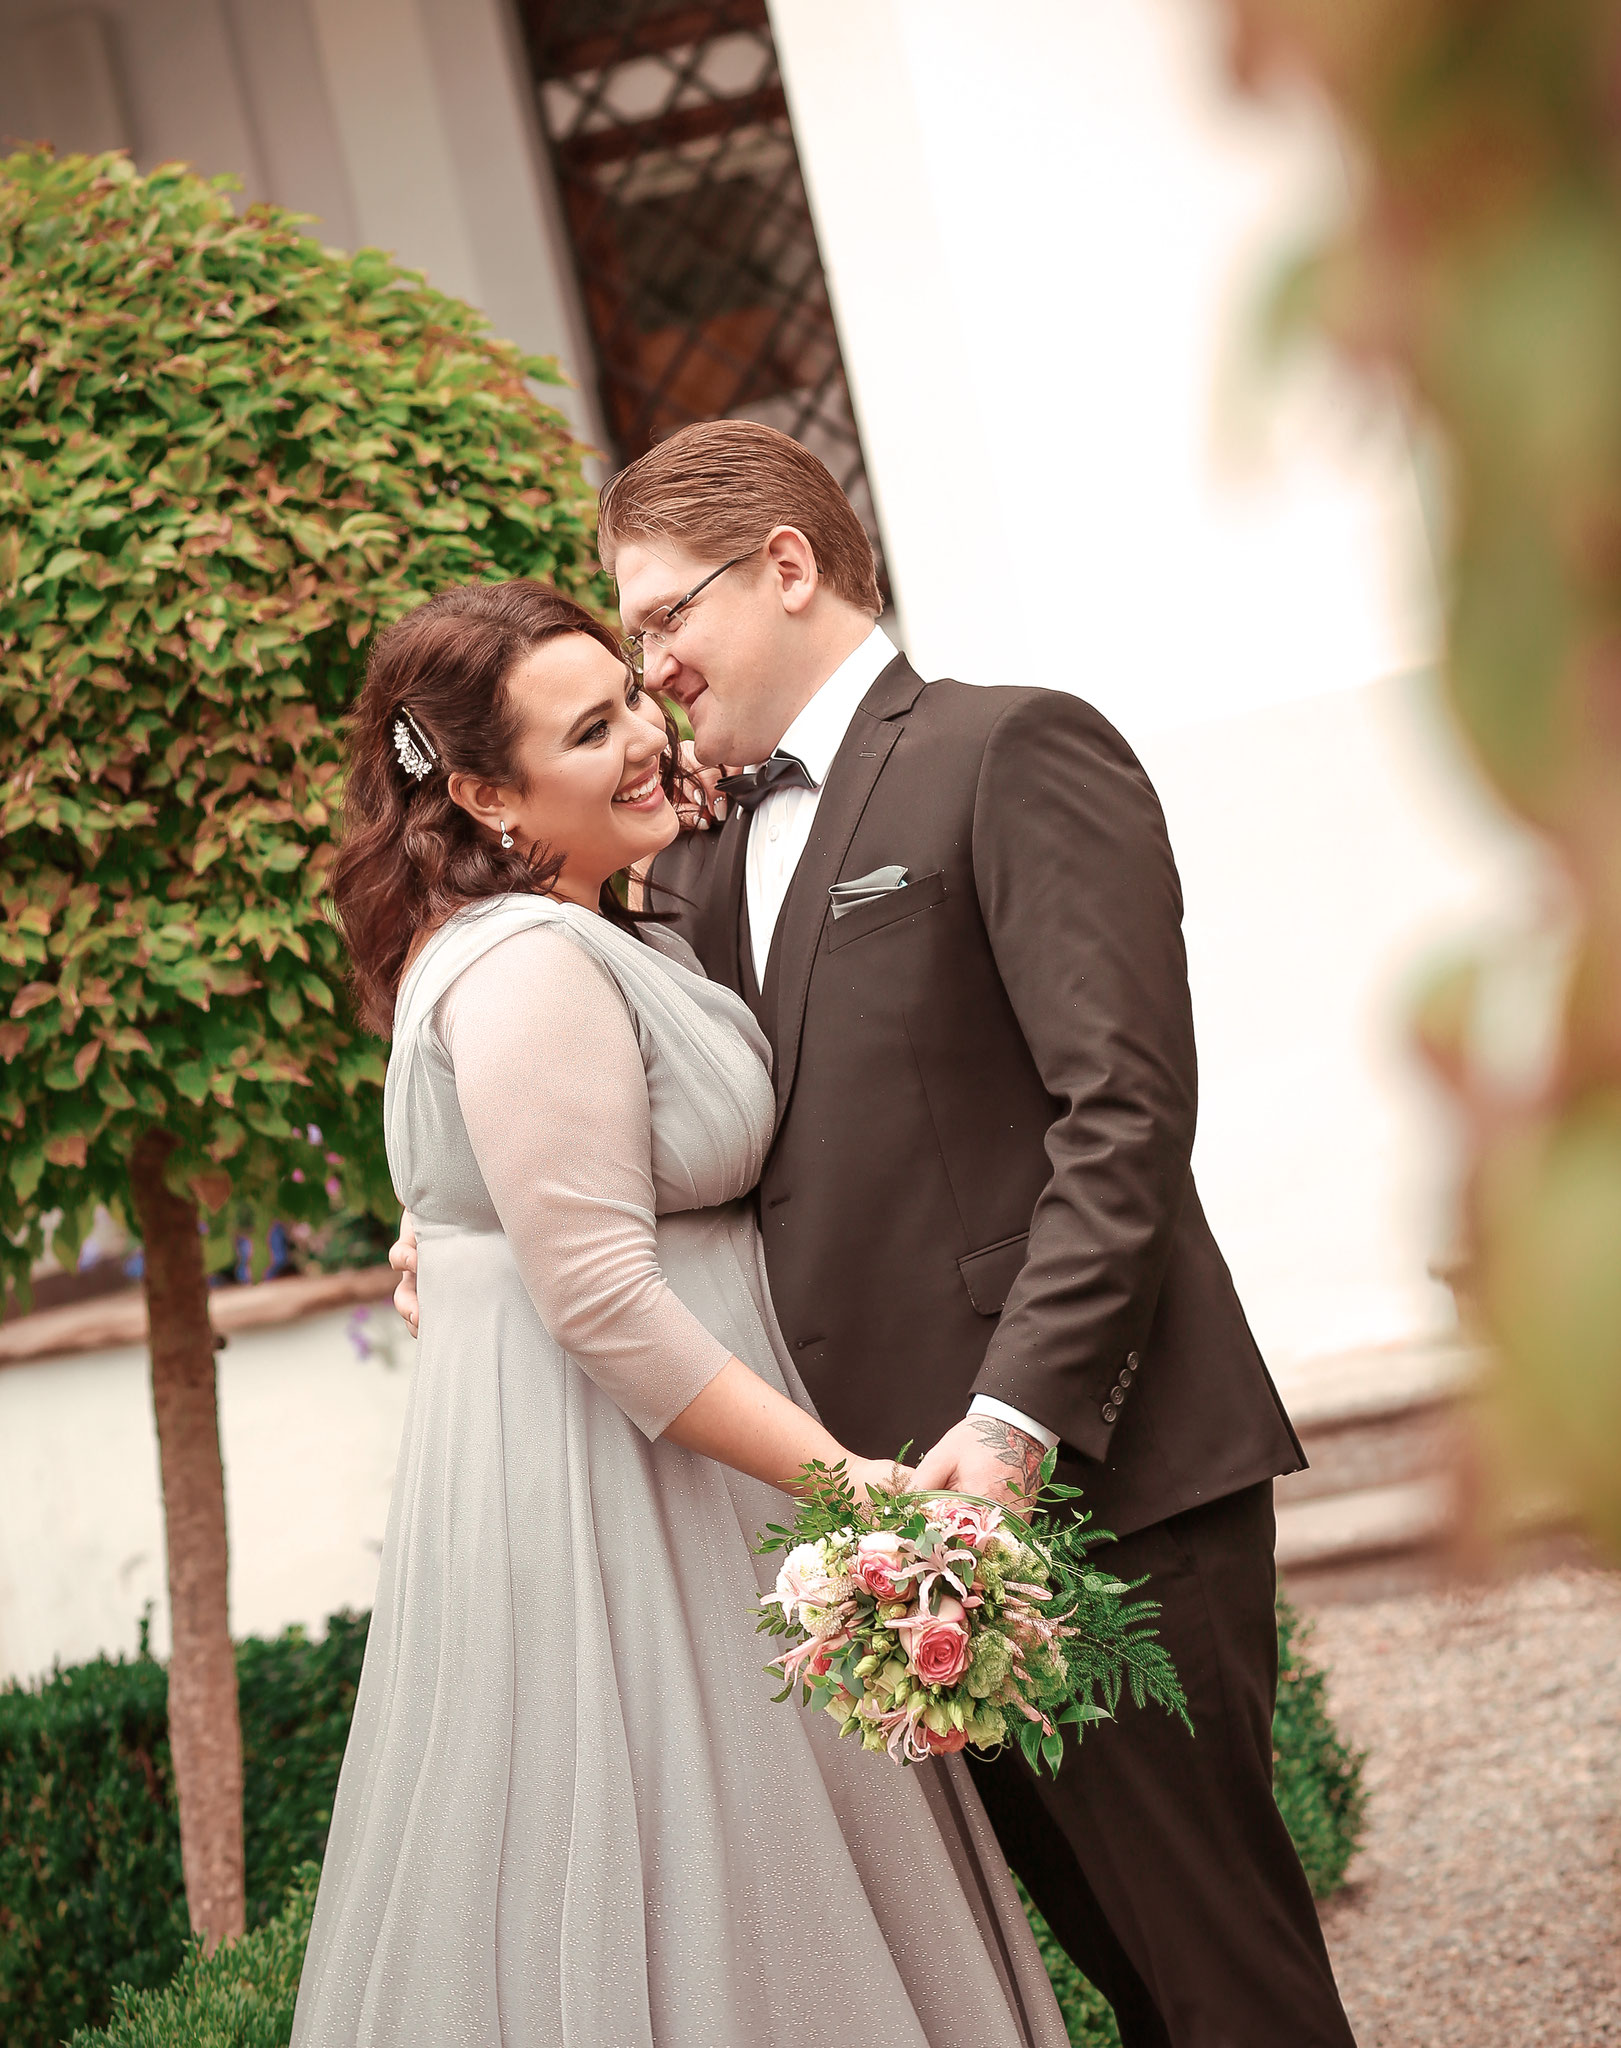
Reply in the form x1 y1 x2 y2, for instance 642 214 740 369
598 420 882 618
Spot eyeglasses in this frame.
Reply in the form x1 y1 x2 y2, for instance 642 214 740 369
624 553 750 677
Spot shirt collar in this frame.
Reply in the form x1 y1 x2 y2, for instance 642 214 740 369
775 625 899 787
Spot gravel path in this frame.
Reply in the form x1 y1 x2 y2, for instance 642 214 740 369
1306 1566 1621 2047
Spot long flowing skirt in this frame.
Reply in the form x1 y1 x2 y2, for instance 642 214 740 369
290 1201 1066 2048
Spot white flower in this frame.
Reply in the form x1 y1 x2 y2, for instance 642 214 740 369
767 1541 852 1627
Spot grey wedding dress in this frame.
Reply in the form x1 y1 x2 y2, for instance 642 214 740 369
290 893 1066 2048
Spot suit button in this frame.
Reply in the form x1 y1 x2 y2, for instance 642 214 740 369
1110 1382 1126 1403
1101 1402 1118 1424
1126 1352 1140 1371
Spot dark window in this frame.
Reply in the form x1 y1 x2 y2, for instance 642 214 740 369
517 0 887 588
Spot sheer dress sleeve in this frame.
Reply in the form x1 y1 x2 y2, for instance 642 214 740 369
436 922 733 1439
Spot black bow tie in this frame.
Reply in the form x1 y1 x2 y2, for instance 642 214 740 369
716 751 816 813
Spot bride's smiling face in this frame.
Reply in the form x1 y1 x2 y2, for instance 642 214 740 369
448 631 678 906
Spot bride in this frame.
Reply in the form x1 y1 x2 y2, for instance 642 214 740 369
292 577 1066 2047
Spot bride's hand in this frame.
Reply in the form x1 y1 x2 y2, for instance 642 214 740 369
847 1456 914 1507
674 740 735 831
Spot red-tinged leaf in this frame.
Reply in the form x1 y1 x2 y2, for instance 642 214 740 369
44 1131 88 1169
190 1168 232 1213
10 982 56 1018
0 1023 29 1061
268 985 302 1029
210 968 259 997
73 1039 102 1084
293 401 341 437
208 1118 246 1162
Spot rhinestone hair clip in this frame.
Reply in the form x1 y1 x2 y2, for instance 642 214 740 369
392 709 438 782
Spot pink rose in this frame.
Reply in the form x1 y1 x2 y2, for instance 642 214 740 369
926 1497 1005 1550
853 1531 909 1601
923 1723 970 1755
905 1595 971 1687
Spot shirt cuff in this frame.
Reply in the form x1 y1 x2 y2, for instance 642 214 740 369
967 1393 1059 1451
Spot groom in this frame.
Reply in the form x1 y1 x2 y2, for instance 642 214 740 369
607 421 1354 2048
394 420 1355 2046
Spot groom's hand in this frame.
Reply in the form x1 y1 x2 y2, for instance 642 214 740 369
912 1414 1046 1507
389 1211 419 1338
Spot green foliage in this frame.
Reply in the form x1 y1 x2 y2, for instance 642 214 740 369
1271 1595 1366 1900
14 1602 1362 2048
68 1867 318 2048
1219 0 1621 1548
0 1614 368 2048
0 1647 186 2044
0 147 606 1285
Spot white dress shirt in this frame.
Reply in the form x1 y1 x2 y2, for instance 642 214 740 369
742 624 1059 1455
744 624 898 977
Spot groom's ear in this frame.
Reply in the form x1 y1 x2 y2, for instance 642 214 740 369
762 526 820 617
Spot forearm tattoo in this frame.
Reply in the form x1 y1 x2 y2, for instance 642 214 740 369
969 1416 1046 1499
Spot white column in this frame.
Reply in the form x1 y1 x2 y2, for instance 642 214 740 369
306 0 484 303
306 0 604 447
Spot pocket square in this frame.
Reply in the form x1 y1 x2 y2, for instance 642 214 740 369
828 865 910 919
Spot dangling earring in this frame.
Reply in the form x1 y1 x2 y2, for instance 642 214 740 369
500 821 514 849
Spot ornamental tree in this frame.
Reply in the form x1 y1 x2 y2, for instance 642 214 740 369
0 148 605 1943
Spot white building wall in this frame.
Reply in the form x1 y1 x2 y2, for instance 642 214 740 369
0 1309 413 1684
769 0 1533 1370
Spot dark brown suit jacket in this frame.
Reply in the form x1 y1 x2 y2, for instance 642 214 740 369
650 657 1304 1536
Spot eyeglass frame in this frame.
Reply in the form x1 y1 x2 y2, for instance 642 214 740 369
623 552 752 677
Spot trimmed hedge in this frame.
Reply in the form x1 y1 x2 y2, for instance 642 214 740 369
67 1869 318 2048
1273 1599 1367 1900
0 1615 367 2047
8 1600 1361 2048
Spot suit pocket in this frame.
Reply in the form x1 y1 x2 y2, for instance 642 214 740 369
825 869 947 952
957 1230 1029 1316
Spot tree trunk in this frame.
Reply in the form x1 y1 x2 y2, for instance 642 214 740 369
129 1128 246 1949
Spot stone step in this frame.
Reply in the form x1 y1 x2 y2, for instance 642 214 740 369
1271 1341 1474 1588
1275 1475 1454 1572
1266 1343 1588 1594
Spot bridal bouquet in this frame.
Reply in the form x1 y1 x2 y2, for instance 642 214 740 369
755 1458 1189 1773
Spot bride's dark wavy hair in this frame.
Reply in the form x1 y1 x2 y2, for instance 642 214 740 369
333 578 691 1035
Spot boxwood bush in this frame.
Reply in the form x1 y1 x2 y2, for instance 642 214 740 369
7 1599 1361 2048
65 1870 318 2048
1273 1597 1366 1900
0 1616 366 2047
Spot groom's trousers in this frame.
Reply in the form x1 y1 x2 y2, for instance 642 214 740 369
968 1480 1357 2048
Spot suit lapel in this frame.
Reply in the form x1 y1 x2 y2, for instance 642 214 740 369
763 655 926 1121
685 804 750 998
